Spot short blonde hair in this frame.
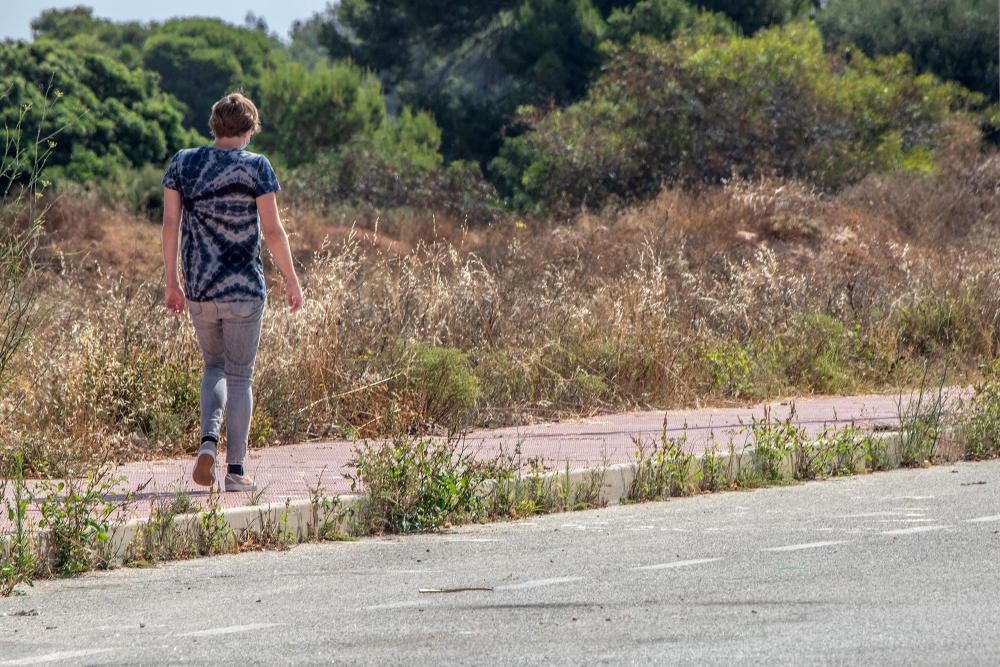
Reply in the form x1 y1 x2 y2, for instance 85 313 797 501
208 92 262 139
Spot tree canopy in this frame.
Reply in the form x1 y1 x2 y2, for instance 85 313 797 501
819 0 1000 100
0 40 197 183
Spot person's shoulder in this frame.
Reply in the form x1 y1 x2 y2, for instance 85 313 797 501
169 147 203 163
242 150 273 166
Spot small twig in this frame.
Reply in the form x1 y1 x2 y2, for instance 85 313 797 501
292 374 401 416
418 587 494 594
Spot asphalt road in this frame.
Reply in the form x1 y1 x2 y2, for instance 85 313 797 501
3 461 1000 666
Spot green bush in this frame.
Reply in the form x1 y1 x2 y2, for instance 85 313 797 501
284 139 501 224
347 435 498 533
819 0 999 100
492 23 979 212
607 0 736 42
694 0 812 34
705 342 756 399
0 41 199 186
963 361 1000 460
778 313 856 394
256 59 386 168
401 342 482 429
896 295 990 357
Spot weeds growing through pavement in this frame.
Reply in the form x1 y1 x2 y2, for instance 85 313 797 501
698 444 731 493
129 494 197 565
347 435 500 534
308 472 354 541
742 408 804 484
962 360 1000 460
35 463 140 576
629 432 698 502
896 366 950 466
1 453 35 595
197 490 232 556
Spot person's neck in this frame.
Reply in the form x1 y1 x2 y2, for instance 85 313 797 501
212 137 245 150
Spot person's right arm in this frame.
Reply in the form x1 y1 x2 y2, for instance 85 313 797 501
162 187 185 315
257 192 303 313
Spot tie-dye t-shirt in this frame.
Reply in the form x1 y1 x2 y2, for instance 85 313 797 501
162 146 280 302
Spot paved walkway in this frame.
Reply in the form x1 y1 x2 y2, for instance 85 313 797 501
49 392 924 522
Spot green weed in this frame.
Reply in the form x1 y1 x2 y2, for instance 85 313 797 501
896 367 949 466
628 432 697 501
1 453 36 595
962 360 1000 460
35 464 138 576
197 490 233 556
705 342 756 399
347 435 499 534
744 408 805 484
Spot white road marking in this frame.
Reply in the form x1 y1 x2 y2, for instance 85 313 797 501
439 538 498 543
179 623 282 637
1 649 114 665
632 558 723 571
881 525 949 536
762 540 849 552
966 515 1000 523
496 576 583 591
365 600 425 611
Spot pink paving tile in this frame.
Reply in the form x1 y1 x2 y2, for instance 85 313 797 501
1 390 966 528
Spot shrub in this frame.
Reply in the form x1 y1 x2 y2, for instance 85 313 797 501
347 435 502 534
819 0 999 100
492 23 980 213
778 313 856 394
0 41 198 186
404 342 482 430
705 341 757 399
963 360 1000 460
896 294 990 358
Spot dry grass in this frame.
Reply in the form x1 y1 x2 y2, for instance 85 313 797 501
2 155 998 472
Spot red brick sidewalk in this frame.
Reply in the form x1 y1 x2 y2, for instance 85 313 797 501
71 392 916 520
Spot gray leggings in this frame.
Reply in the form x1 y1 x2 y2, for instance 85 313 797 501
188 300 264 466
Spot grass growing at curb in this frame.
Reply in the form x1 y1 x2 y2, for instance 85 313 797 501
3 370 999 596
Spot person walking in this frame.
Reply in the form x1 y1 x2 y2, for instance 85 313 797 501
161 92 303 492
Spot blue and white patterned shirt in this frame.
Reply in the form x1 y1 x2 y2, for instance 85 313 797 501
162 146 280 302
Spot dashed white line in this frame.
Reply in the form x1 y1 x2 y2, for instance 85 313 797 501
966 515 1000 523
496 576 583 591
439 538 499 543
365 600 425 611
881 525 949 536
1 649 114 665
632 558 723 571
179 623 282 637
762 540 850 552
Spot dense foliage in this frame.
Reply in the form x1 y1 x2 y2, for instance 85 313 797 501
820 0 999 100
3 2 997 215
0 41 197 183
491 24 978 212
31 8 285 130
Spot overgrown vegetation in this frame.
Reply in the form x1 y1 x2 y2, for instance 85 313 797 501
5 378 1000 595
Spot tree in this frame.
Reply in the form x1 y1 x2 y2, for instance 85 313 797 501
693 0 814 34
491 24 979 212
142 18 284 129
819 0 1000 100
0 41 197 183
255 60 387 167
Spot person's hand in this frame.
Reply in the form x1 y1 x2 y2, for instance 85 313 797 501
165 284 185 315
286 280 303 314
